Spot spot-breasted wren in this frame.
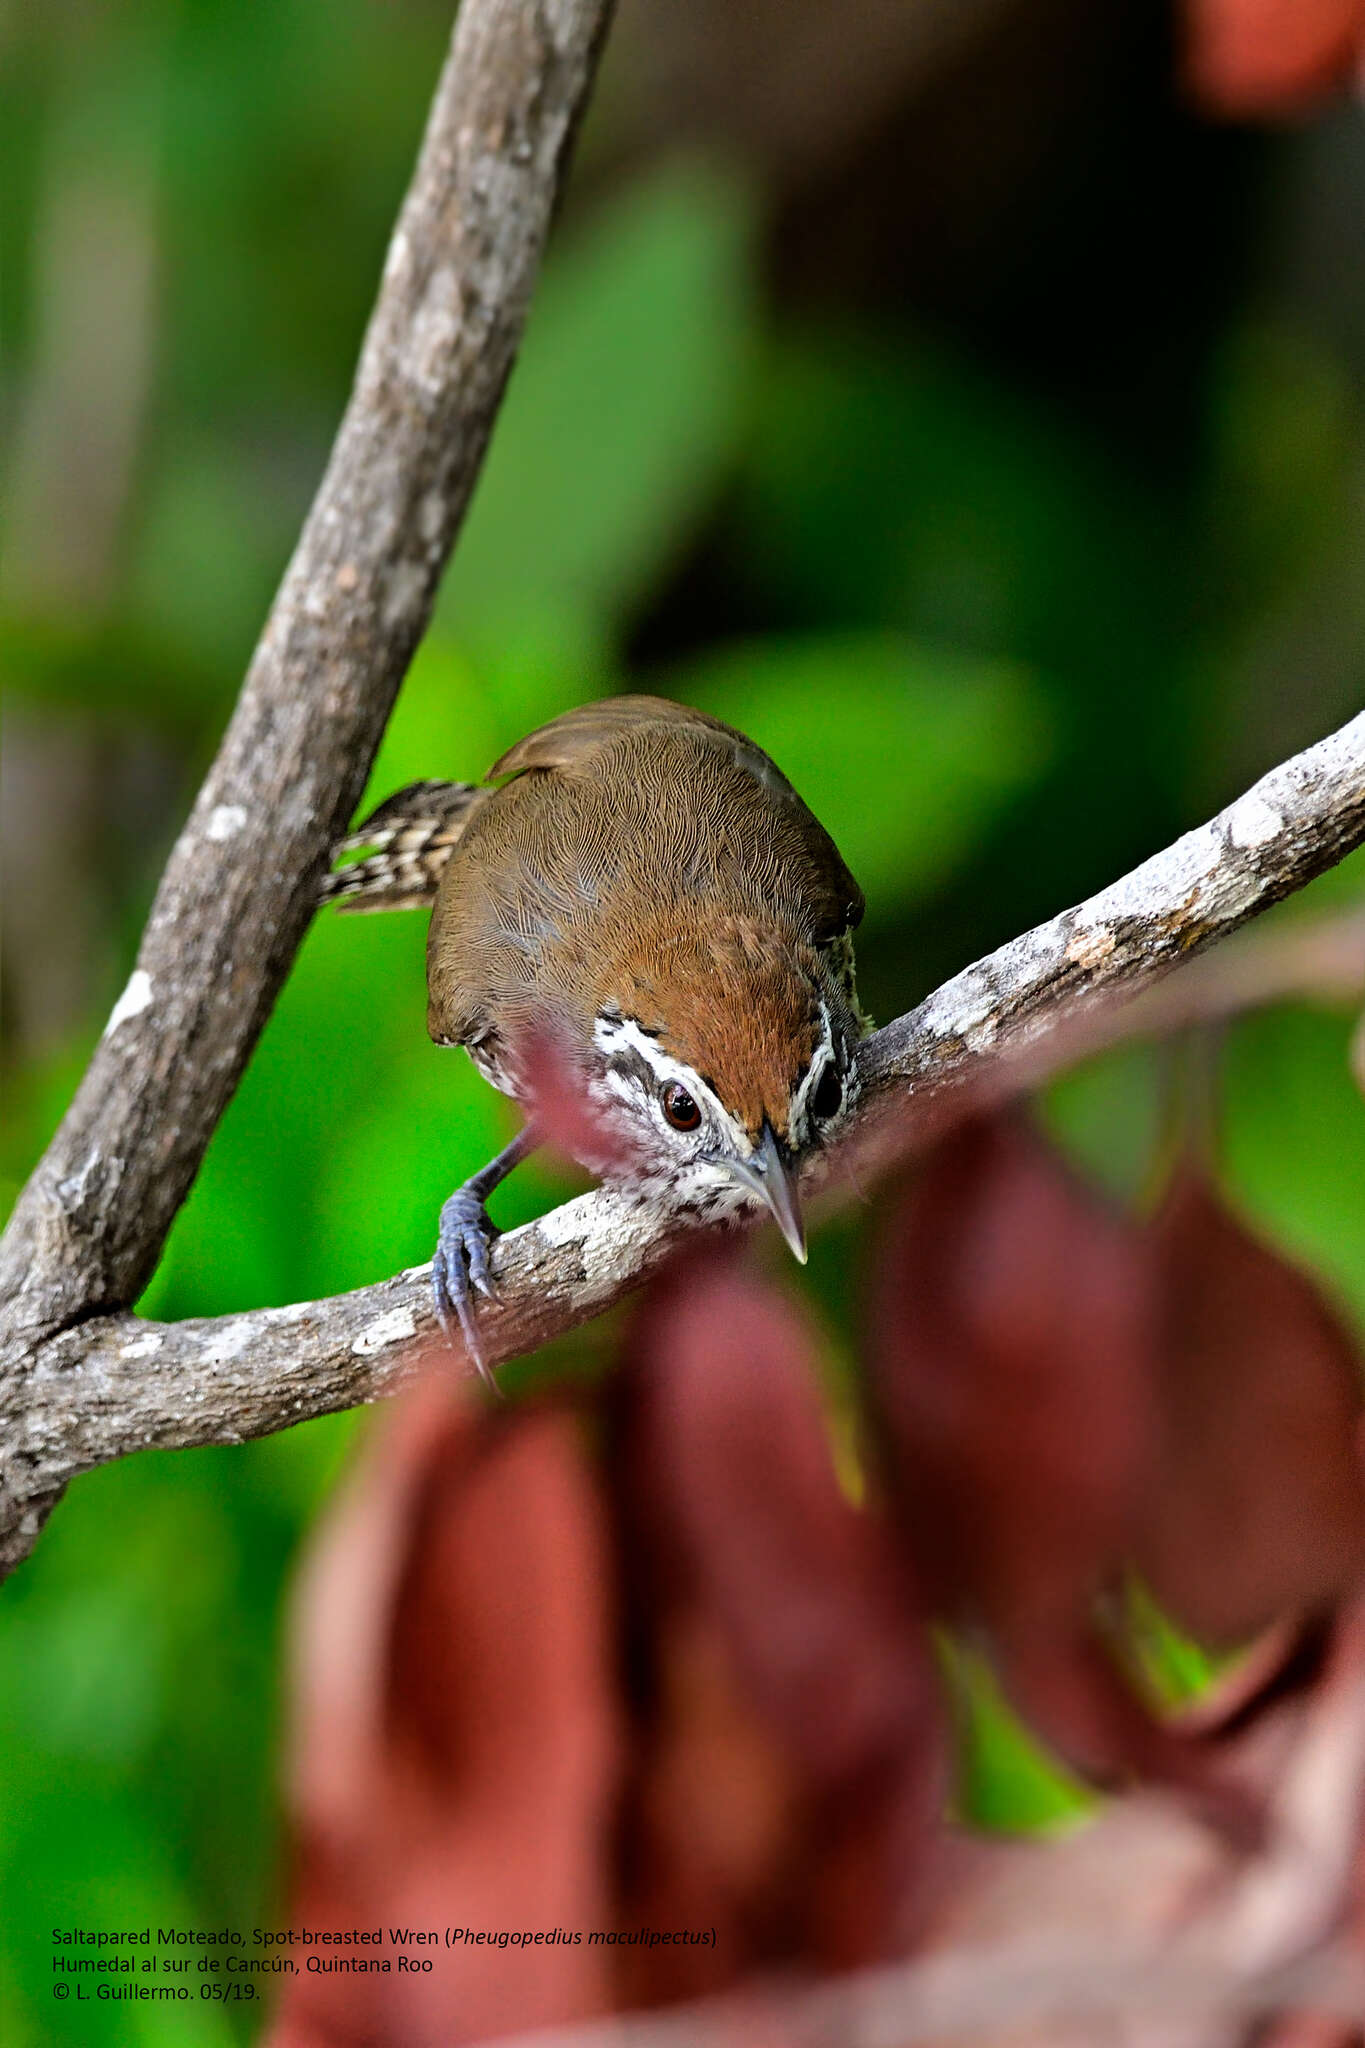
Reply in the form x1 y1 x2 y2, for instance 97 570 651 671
322 695 868 1379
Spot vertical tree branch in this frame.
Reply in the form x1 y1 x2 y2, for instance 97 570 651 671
0 0 617 1560
0 0 615 1345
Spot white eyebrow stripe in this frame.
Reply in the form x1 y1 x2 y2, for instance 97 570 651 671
592 1013 752 1156
788 1000 840 1145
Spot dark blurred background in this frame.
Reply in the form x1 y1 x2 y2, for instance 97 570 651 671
6 0 1365 2038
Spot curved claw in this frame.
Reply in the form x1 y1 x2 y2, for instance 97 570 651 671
432 1188 503 1393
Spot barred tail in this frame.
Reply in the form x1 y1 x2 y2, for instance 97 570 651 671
320 779 485 913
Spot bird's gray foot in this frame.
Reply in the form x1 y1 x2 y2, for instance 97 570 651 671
429 1130 538 1391
432 1186 501 1389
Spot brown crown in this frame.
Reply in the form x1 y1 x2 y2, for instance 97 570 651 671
598 910 835 1144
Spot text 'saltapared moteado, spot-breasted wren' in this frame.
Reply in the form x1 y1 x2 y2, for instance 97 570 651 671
322 695 870 1380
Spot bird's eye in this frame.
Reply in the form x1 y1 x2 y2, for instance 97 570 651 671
810 1061 844 1125
661 1082 701 1131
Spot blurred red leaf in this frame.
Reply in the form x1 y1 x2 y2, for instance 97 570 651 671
514 1014 649 1182
1135 1164 1365 1650
269 1268 951 2042
1183 0 1365 115
268 1376 622 2048
614 1596 807 2007
920 1599 1365 2048
867 1115 1252 1819
266 1108 1365 2047
869 1114 1156 1642
615 1262 949 1983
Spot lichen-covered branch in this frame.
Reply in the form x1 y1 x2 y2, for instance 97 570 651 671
6 711 1365 1580
859 711 1365 1108
0 0 617 1570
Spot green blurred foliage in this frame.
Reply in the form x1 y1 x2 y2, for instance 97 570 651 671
442 159 760 664
678 631 1048 915
5 2 1365 2038
939 1638 1095 1835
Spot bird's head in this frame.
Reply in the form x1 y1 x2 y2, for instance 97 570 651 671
580 914 862 1259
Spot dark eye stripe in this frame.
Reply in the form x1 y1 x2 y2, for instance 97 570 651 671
809 1061 844 1124
606 1047 656 1094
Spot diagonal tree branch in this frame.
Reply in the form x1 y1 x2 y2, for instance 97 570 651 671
858 710 1365 1106
6 710 1365 1581
0 0 617 1568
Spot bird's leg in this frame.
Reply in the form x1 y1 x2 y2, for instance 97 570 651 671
431 1127 538 1387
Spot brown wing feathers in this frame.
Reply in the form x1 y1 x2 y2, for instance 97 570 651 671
321 698 862 946
320 779 485 913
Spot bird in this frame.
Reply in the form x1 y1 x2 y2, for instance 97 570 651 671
321 695 869 1381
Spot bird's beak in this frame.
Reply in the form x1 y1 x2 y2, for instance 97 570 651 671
722 1123 807 1265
